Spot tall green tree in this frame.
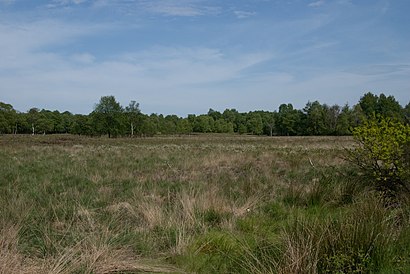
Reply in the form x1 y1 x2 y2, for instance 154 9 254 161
27 108 40 135
71 114 93 136
140 114 158 136
125 100 141 137
359 92 379 118
222 108 239 131
350 104 366 127
277 104 301 136
194 115 214 133
92 95 123 138
36 110 54 134
263 112 276 136
377 93 403 120
214 119 234 133
303 101 327 135
246 112 263 135
176 118 193 134
359 92 403 120
0 102 16 134
208 108 222 121
335 104 352 135
61 111 74 133
15 112 30 134
323 104 341 135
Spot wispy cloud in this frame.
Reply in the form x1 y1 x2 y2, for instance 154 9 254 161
138 0 221 17
308 0 325 8
0 0 15 5
0 19 112 75
345 64 410 76
0 18 273 113
142 4 201 17
1 0 409 114
0 19 106 52
233 10 256 19
46 0 88 8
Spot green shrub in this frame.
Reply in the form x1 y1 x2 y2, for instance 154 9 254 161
347 117 410 196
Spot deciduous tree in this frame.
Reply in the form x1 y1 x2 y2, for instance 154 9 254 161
92 96 123 138
125 100 141 137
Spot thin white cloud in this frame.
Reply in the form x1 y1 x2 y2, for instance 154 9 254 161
0 18 274 113
1 1 409 115
308 0 325 8
138 0 221 17
345 64 410 76
46 0 88 8
0 0 15 4
81 0 222 17
0 20 112 71
233 10 256 19
144 5 201 16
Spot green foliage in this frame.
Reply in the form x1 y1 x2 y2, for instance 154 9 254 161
0 102 16 134
322 248 370 273
277 103 302 136
0 92 407 137
359 92 404 121
91 95 124 138
348 117 410 194
405 101 410 124
125 100 141 137
304 101 328 135
246 112 264 135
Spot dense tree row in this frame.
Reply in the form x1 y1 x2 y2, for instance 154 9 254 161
1 92 408 137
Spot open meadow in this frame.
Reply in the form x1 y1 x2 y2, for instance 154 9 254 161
1 134 409 273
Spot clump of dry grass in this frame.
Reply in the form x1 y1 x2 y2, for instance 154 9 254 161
0 222 182 274
46 241 182 274
0 225 25 274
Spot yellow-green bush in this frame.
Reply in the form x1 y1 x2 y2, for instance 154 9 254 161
348 117 410 195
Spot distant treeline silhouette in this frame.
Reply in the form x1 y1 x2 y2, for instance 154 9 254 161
0 92 409 136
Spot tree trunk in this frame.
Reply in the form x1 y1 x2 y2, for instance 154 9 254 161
131 122 134 137
32 123 35 135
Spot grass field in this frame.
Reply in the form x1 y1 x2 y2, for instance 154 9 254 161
1 134 409 273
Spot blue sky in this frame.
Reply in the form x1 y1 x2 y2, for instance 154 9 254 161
0 0 409 116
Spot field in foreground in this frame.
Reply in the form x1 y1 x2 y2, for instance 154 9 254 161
1 134 409 273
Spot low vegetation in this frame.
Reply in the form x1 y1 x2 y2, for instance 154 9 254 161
347 117 410 197
1 132 409 273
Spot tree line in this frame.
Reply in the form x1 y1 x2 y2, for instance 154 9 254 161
0 92 409 137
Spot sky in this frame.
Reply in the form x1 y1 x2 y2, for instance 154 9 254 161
0 0 409 116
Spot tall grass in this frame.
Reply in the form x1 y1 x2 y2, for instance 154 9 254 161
280 194 399 273
0 134 409 273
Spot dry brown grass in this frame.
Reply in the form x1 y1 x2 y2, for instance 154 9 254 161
0 223 181 274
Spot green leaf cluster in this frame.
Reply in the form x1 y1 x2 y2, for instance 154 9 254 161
348 117 410 195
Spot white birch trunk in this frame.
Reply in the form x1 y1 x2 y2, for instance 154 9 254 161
131 122 134 137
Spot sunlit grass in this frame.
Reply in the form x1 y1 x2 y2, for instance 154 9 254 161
0 134 408 273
